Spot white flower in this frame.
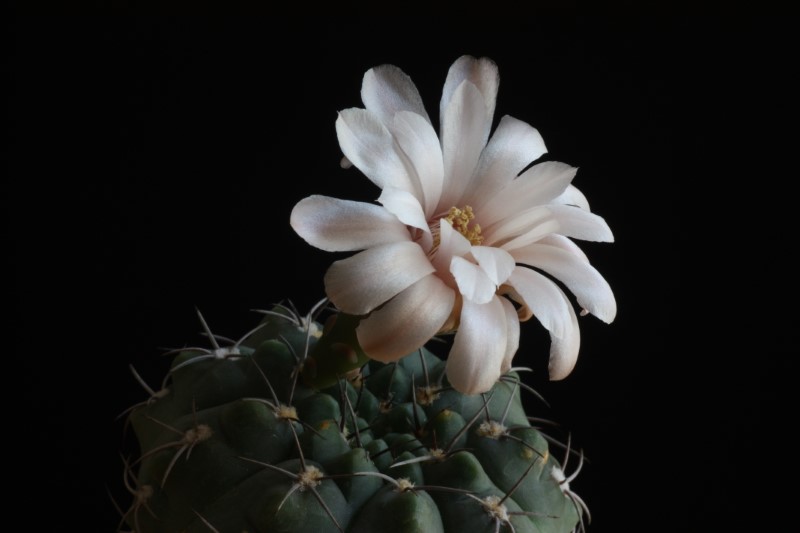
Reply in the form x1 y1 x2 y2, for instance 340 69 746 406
291 56 616 394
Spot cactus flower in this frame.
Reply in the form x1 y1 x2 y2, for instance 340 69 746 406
291 55 615 394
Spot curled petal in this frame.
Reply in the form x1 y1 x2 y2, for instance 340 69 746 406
291 195 410 252
506 267 571 339
451 256 496 304
336 108 417 194
512 244 617 323
470 246 515 286
324 242 434 315
361 64 431 125
357 275 455 362
446 296 508 395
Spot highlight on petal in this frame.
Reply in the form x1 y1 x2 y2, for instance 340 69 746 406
357 274 455 362
440 55 499 140
390 111 444 217
445 296 508 394
336 108 417 194
512 244 617 323
291 195 411 252
470 245 515 286
537 234 589 263
361 64 431 125
468 115 548 209
324 241 435 315
439 81 489 209
451 256 497 304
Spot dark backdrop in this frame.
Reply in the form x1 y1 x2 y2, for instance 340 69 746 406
10 17 793 532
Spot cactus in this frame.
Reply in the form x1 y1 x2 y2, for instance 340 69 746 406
117 302 588 533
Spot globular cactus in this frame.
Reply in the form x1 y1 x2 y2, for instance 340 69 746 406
118 302 588 533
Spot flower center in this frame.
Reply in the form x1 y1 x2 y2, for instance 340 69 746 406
429 205 483 256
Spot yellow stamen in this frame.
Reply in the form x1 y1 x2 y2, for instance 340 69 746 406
429 205 484 257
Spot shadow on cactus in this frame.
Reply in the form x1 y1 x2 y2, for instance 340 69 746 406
115 302 588 533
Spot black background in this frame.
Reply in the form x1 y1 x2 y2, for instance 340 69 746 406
10 17 795 532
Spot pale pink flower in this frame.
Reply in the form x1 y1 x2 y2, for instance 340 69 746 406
291 56 615 394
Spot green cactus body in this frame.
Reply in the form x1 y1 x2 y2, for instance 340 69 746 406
121 306 584 532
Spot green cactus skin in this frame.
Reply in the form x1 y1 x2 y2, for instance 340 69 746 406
120 305 586 533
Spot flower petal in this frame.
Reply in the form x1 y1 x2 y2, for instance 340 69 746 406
361 64 431 125
483 205 552 246
553 183 590 210
547 286 580 381
506 266 571 339
357 275 455 362
378 186 429 233
468 115 548 210
291 195 410 252
536 234 589 263
512 244 616 323
470 246 515 286
440 55 499 141
499 297 520 374
390 111 444 218
451 256 496 304
439 81 489 209
480 162 577 228
324 241 434 315
336 108 417 194
445 296 507 394
549 204 614 242
430 218 471 274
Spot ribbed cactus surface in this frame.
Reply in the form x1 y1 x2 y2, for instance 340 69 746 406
120 304 586 533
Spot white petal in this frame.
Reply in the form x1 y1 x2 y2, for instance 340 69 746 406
483 205 552 246
506 267 571 339
324 241 434 315
291 195 410 252
470 246 515 286
548 204 614 242
361 65 431 125
553 184 590 210
440 55 499 140
548 286 580 381
357 275 455 362
445 296 507 395
451 256 496 304
468 115 548 210
336 108 416 194
499 297 520 374
497 218 560 252
536 234 589 263
390 111 444 218
480 162 577 228
439 81 489 209
430 218 471 274
378 187 429 233
512 244 616 323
